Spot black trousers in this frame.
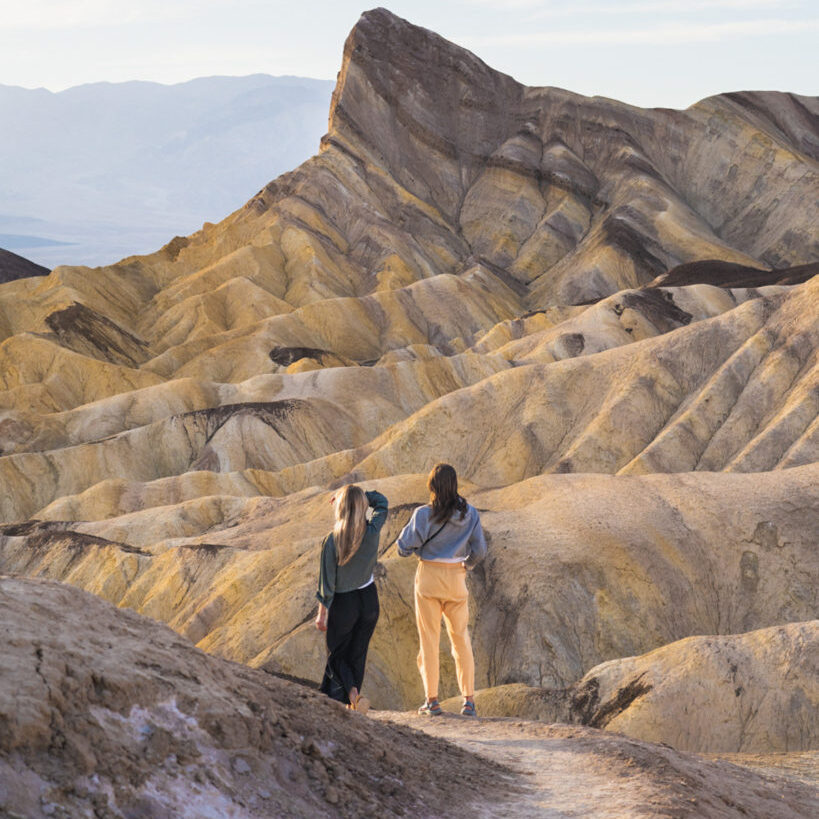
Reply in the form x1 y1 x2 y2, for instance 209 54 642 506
320 583 380 704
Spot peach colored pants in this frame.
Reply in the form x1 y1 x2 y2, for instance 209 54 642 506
414 560 474 699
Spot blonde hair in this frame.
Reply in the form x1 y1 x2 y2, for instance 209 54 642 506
333 485 368 566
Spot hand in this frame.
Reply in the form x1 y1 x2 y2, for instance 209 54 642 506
315 610 328 632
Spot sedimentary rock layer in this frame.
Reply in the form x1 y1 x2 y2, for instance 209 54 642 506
570 620 819 753
0 8 816 771
2 466 816 727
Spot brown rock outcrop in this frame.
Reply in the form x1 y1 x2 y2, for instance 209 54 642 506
0 247 49 283
0 575 510 818
649 259 819 289
570 620 819 753
453 620 819 755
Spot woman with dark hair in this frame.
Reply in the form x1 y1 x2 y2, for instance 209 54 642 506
316 484 388 713
397 464 486 717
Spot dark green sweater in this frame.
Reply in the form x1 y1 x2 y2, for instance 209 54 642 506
316 490 388 608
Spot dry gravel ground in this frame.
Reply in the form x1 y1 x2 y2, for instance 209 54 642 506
375 711 819 818
703 753 819 788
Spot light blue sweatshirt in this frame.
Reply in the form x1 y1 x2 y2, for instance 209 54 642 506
397 503 486 569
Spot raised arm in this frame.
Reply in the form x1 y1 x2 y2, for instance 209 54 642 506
365 490 389 533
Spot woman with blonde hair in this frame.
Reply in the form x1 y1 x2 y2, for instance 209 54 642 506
316 485 388 712
397 463 486 717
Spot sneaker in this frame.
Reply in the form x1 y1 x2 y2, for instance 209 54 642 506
418 698 443 716
461 699 477 717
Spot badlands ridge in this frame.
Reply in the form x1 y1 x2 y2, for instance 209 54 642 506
0 7 817 816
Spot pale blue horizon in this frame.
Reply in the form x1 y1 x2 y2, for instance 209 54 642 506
1 1 817 110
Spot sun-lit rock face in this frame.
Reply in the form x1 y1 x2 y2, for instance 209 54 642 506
448 620 819 754
2 465 816 732
569 620 819 753
0 6 816 762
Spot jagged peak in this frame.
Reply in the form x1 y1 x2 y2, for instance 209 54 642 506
326 7 523 197
340 7 518 91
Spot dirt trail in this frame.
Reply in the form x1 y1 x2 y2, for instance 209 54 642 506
375 712 819 818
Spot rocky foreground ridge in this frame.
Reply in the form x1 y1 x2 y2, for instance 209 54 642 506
0 7 817 812
2 577 817 818
0 576 511 818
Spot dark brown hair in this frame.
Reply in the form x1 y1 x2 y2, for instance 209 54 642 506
427 463 467 523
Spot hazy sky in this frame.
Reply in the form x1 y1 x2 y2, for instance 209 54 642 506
2 0 817 108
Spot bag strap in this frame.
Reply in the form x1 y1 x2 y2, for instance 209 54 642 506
419 519 448 556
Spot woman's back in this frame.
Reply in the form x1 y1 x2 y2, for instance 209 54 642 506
317 489 388 607
397 502 486 567
396 462 485 717
315 486 388 711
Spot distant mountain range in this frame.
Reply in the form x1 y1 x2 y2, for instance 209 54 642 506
0 246 49 283
0 75 334 268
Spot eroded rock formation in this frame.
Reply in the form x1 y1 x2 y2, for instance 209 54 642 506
0 7 816 783
0 576 509 818
446 620 819 755
570 620 819 753
4 577 816 818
